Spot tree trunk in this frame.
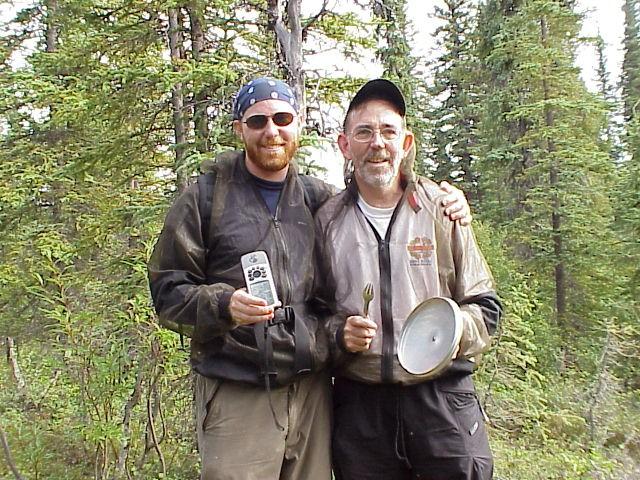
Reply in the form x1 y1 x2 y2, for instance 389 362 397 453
188 2 210 153
112 362 144 479
6 337 26 393
540 16 566 324
45 0 58 53
267 0 306 125
168 7 189 193
0 425 25 480
44 0 64 218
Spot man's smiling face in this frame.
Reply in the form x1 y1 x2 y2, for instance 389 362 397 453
339 99 409 189
234 99 300 176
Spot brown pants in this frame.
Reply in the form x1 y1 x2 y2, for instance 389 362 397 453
195 373 332 480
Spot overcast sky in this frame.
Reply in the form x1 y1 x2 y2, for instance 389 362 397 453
1 0 626 92
405 0 625 93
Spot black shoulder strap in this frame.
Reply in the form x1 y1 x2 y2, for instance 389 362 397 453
299 174 321 215
197 171 217 248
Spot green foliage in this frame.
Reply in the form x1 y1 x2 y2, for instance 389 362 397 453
0 0 638 478
424 0 482 199
474 0 622 331
312 11 377 59
469 2 640 475
474 222 640 478
621 0 640 122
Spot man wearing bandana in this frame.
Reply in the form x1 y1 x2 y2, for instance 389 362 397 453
148 77 472 480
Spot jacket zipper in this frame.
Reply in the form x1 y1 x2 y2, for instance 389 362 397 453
248 171 292 305
358 199 404 384
273 200 292 306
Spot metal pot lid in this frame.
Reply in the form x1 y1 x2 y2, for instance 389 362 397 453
398 297 463 377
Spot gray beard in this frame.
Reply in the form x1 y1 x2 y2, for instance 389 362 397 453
357 151 399 187
361 166 395 187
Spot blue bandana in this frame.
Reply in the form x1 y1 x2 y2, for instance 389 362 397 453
233 77 298 120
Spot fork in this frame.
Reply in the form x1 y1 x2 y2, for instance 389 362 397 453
362 282 374 317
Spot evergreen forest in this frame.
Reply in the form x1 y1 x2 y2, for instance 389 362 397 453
1 0 639 478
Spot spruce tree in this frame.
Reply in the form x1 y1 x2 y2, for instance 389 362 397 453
476 0 616 329
474 0 531 223
621 0 640 122
618 0 640 296
427 0 480 200
594 34 624 163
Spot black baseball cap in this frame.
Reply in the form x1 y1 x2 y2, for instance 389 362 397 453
344 79 406 127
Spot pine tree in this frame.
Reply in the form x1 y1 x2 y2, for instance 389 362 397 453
621 0 640 122
594 34 624 163
618 0 640 296
426 0 480 200
474 0 531 223
475 0 617 329
619 121 640 290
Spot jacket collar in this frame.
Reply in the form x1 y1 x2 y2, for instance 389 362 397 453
346 177 421 213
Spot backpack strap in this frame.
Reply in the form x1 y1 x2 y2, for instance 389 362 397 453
197 171 217 251
299 174 321 215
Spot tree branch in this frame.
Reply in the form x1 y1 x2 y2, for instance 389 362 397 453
587 327 612 444
5 338 26 394
0 425 25 480
301 0 329 39
146 377 166 476
113 363 145 479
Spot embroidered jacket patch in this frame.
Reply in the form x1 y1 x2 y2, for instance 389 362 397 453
407 236 434 266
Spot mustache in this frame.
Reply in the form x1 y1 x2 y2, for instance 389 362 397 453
262 138 286 146
364 151 391 162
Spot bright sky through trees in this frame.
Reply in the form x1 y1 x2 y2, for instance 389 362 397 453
406 0 625 92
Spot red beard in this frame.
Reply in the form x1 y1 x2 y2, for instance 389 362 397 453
245 137 299 172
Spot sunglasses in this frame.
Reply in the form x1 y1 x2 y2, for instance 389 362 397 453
243 112 295 130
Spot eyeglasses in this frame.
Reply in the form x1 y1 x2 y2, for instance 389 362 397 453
349 126 402 143
243 112 295 130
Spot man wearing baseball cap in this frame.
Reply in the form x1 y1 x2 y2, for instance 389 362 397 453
148 76 473 479
315 79 502 479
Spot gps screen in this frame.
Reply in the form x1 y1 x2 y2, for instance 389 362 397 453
251 280 275 305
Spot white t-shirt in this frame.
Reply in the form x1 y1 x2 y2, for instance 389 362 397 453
357 194 395 239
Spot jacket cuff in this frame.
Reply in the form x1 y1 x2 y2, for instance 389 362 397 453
336 325 350 353
218 290 234 321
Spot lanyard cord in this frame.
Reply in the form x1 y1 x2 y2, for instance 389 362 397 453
262 322 285 431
